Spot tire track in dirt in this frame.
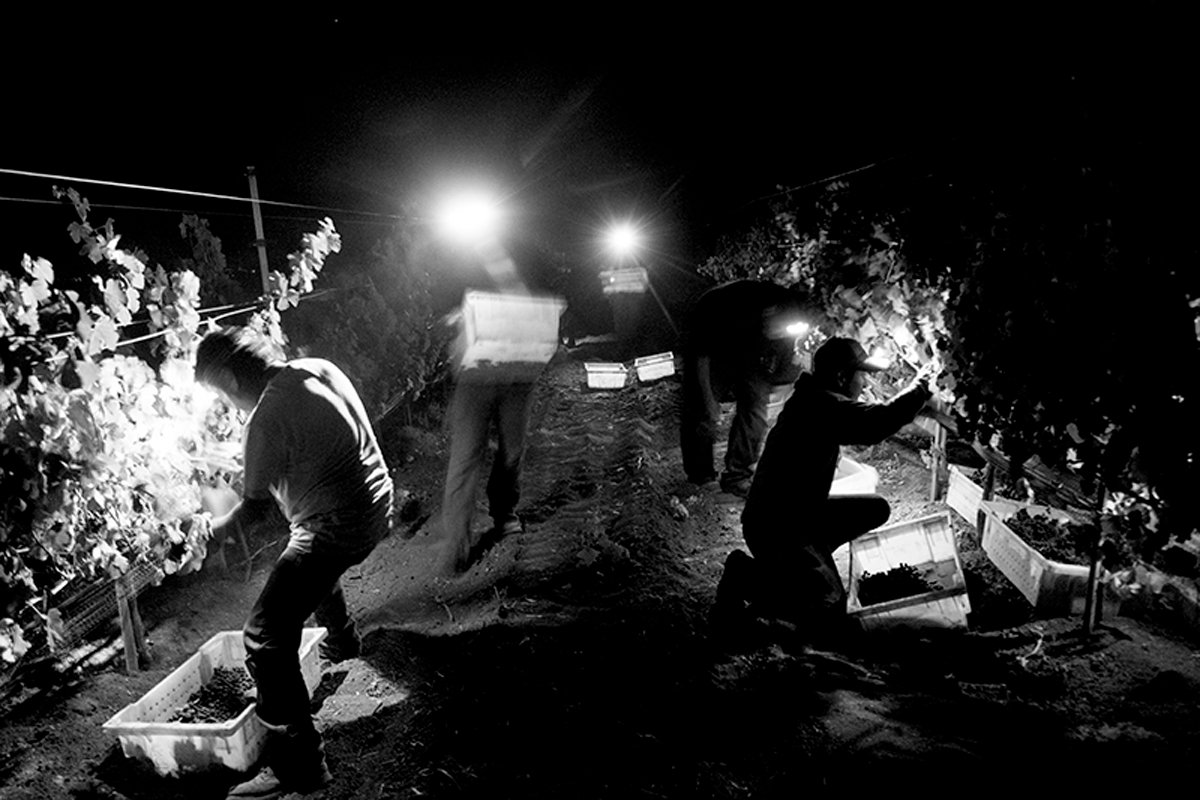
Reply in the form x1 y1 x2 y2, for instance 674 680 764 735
510 359 684 597
353 355 691 633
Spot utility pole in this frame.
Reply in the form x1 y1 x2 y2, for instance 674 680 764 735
246 167 270 295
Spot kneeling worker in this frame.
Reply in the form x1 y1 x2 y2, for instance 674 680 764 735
712 336 937 644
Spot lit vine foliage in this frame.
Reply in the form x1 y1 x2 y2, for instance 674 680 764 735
255 215 341 343
699 181 953 404
0 189 338 665
914 146 1200 555
281 220 451 426
179 213 244 307
702 154 1200 561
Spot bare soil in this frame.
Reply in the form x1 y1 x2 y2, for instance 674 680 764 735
3 346 1200 799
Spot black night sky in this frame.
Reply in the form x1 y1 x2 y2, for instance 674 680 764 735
2 6 1193 315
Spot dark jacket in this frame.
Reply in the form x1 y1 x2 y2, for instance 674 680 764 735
741 372 929 530
685 280 808 386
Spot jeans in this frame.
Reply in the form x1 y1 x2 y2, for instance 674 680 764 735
441 380 535 566
743 494 891 621
681 358 772 485
243 543 363 726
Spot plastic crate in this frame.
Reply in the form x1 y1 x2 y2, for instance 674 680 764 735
459 291 566 383
599 266 648 295
846 512 971 630
583 362 628 389
102 627 327 776
633 351 675 382
979 498 1095 614
946 465 985 525
829 457 879 496
1130 562 1200 634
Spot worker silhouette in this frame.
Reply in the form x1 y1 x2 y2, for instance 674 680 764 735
680 280 809 496
711 336 937 645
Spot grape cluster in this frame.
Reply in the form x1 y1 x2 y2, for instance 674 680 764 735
1004 509 1135 570
168 665 255 724
857 562 940 606
1004 509 1093 565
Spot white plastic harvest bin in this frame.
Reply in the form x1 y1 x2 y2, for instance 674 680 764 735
845 512 971 630
599 266 648 295
459 291 566 383
828 458 881 578
829 457 879 496
946 464 985 526
979 498 1096 615
633 352 675 382
102 627 327 776
584 362 628 389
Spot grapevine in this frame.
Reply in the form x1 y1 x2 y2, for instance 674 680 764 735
699 158 1199 613
0 189 338 666
699 182 954 408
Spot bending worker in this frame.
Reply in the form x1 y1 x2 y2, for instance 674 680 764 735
680 279 809 496
194 325 393 799
712 336 937 643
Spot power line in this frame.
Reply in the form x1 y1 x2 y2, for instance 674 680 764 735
745 157 897 208
0 195 400 227
0 168 410 222
31 287 359 351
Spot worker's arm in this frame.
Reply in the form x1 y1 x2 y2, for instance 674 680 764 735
831 382 934 446
694 353 716 405
210 496 280 545
692 353 723 436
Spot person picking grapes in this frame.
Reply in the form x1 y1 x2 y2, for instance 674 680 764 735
711 336 940 647
193 325 394 799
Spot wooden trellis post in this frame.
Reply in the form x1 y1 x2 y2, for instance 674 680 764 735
976 461 997 542
246 166 271 296
928 422 948 502
114 571 149 672
1082 483 1108 636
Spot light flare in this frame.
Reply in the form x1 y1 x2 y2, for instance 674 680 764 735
604 222 640 258
434 190 503 245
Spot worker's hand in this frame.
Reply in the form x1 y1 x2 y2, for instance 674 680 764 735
181 512 215 543
200 484 239 517
912 359 939 388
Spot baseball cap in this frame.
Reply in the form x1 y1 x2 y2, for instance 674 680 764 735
813 337 889 375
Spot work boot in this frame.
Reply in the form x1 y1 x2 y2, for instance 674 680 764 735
227 718 332 799
458 515 522 571
226 765 330 799
492 514 524 537
319 629 362 664
714 550 755 608
718 476 752 498
709 550 759 648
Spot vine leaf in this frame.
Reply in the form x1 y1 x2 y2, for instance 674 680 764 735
22 254 55 284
